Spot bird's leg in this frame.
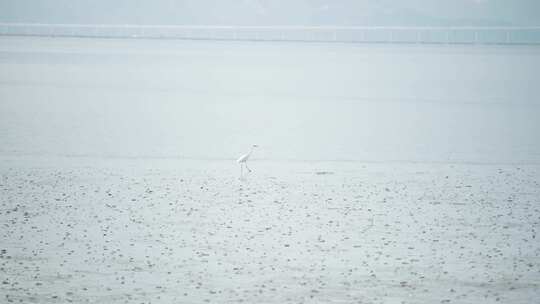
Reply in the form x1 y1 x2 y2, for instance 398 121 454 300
245 162 252 173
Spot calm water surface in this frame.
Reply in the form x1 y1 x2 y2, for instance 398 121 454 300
1 37 539 163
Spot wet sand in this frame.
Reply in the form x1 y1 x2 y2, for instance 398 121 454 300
1 156 539 303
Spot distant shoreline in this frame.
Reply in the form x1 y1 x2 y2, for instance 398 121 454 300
2 33 540 46
1 23 540 45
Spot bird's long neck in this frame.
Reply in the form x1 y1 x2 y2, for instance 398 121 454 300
247 146 254 156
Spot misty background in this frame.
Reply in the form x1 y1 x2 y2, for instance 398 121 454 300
1 0 540 26
1 1 539 163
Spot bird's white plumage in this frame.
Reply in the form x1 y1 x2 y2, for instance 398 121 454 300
237 153 250 163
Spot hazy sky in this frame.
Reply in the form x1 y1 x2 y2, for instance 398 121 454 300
0 0 539 26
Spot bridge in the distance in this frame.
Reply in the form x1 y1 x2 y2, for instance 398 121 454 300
1 23 540 45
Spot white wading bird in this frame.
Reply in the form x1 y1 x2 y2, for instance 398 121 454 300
237 144 258 176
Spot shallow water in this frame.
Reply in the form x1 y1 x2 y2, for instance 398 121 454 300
1 36 539 163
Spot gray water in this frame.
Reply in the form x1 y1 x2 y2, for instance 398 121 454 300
1 36 539 163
